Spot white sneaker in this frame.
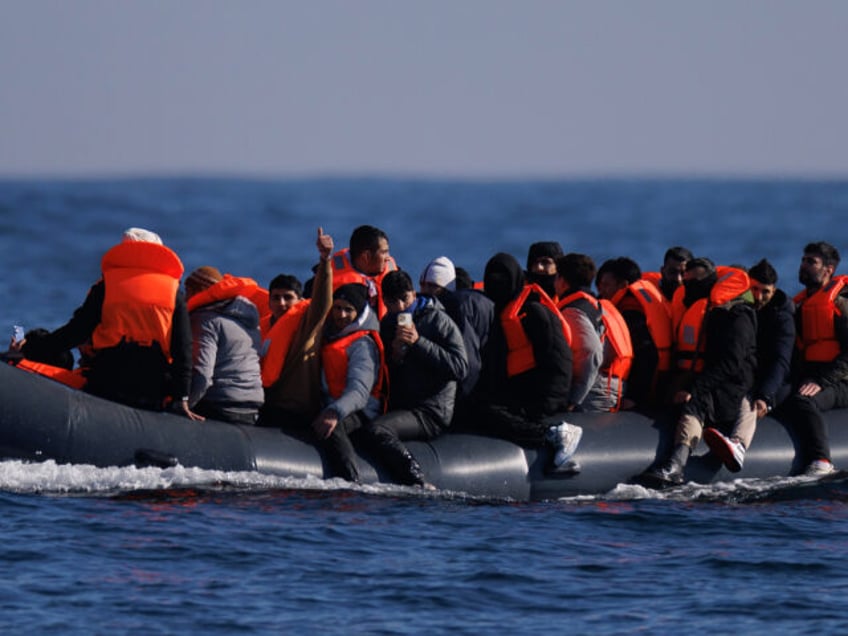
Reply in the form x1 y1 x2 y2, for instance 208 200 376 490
547 422 583 468
804 459 836 476
703 427 745 473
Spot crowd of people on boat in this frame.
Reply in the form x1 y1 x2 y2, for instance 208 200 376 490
9 224 848 489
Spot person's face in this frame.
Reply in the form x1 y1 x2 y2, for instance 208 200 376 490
799 253 833 290
596 272 623 300
385 290 416 314
554 273 568 298
269 288 301 319
529 256 557 276
750 279 776 310
331 299 358 331
362 238 391 276
683 265 710 284
661 258 687 287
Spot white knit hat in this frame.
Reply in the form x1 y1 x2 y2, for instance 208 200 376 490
420 256 456 292
122 227 163 245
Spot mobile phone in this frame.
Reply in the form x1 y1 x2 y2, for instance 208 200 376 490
397 313 412 327
12 325 24 343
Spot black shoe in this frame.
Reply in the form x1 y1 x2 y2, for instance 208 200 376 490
634 444 689 489
636 463 684 489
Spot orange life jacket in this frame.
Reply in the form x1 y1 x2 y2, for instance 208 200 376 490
14 358 87 390
612 280 673 372
794 275 848 363
502 284 571 377
672 266 750 373
558 289 633 410
260 300 311 387
91 241 183 358
186 274 263 313
321 330 387 407
331 248 398 319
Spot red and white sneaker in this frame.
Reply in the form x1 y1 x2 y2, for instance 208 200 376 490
803 459 836 476
703 427 745 473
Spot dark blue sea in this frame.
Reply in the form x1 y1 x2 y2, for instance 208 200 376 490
1 177 848 634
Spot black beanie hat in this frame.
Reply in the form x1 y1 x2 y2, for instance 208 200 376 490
526 241 564 270
333 283 370 315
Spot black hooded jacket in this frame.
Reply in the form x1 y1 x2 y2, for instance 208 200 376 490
680 285 758 424
477 253 572 417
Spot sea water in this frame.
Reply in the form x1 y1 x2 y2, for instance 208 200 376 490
1 177 847 634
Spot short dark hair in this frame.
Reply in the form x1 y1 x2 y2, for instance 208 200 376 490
268 274 302 297
613 257 641 284
664 246 693 264
381 269 414 301
556 253 596 289
455 267 474 290
804 242 841 268
597 257 641 287
350 225 388 260
685 257 716 275
748 259 778 285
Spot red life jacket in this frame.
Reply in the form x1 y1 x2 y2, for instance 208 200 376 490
91 241 183 358
612 279 673 373
321 330 387 408
331 248 398 319
260 300 311 387
794 275 848 363
672 266 750 373
186 274 263 313
501 284 571 377
14 358 87 390
558 289 633 410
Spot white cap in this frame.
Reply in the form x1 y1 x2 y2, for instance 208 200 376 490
420 256 456 292
122 227 163 245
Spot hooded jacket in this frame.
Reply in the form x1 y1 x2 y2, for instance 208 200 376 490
675 267 758 424
380 295 468 428
320 303 384 422
188 295 264 410
754 288 795 409
478 253 572 417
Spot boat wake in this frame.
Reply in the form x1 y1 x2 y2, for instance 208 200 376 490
1 458 846 505
589 470 848 504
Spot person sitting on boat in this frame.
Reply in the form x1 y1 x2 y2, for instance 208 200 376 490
596 257 672 410
360 270 468 488
5 327 86 389
555 253 632 412
184 266 265 425
418 255 495 422
525 241 563 300
774 242 848 476
313 283 386 483
259 228 335 427
642 246 693 304
329 225 398 319
637 258 757 487
261 273 303 339
702 258 796 472
469 252 580 474
21 227 199 417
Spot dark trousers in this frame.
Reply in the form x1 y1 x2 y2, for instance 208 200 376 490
470 403 556 448
777 381 848 469
323 412 368 483
362 409 444 485
257 405 369 483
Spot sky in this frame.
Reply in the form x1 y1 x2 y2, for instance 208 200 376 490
1 0 847 179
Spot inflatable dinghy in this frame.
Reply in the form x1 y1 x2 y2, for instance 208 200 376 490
0 363 841 500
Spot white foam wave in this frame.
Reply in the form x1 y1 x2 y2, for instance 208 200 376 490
0 459 469 500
